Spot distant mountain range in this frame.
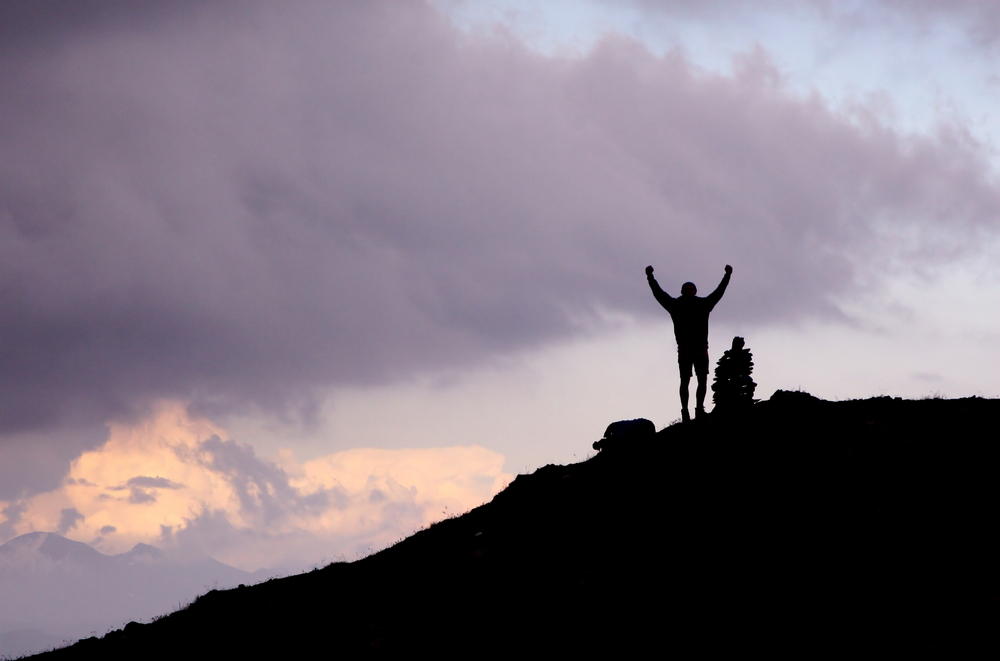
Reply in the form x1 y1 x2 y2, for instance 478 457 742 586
27 392 1000 656
0 532 265 658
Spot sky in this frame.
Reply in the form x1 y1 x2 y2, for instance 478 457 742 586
1 0 999 571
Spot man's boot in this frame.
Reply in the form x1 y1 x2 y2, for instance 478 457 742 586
695 406 706 420
681 408 691 423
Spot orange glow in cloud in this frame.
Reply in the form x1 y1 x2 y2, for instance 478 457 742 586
0 403 512 570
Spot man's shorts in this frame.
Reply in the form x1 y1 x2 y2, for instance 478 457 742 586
677 347 709 378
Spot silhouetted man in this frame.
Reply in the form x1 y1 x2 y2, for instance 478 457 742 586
646 264 732 423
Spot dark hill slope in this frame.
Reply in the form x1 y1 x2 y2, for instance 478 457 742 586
34 392 999 657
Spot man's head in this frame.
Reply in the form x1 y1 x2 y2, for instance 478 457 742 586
681 282 697 297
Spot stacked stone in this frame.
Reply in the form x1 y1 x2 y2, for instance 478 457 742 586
712 336 757 413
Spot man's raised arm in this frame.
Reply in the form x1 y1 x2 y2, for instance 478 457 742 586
705 264 732 308
646 265 674 312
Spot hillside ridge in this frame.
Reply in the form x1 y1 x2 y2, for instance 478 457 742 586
32 391 1000 656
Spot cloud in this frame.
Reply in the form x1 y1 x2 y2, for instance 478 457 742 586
0 425 109 500
0 502 27 541
0 0 211 50
625 0 1000 46
0 0 997 438
125 476 184 489
102 475 186 504
56 507 84 534
0 403 512 570
127 488 158 505
836 0 1000 45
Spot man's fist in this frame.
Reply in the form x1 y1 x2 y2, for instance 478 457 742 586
725 265 733 275
645 265 654 277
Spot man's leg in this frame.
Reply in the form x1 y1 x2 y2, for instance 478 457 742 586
694 350 710 418
679 377 691 423
695 373 707 417
679 376 691 413
678 351 694 423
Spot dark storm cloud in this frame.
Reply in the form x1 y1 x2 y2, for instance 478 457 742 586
0 0 224 50
0 0 997 437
